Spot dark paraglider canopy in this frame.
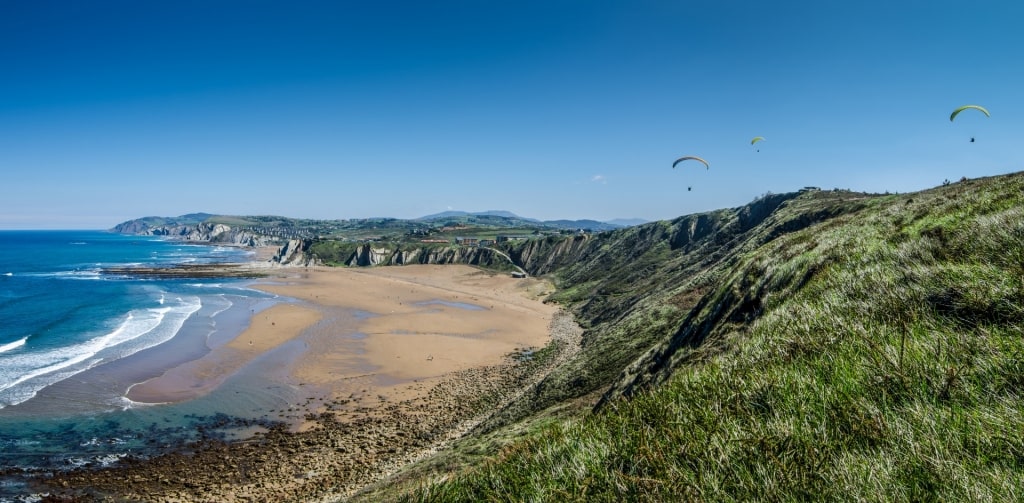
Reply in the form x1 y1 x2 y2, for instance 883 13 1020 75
672 156 710 170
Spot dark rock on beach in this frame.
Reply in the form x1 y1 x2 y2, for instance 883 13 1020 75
100 263 270 279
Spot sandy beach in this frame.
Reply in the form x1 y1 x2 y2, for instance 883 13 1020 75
55 264 580 501
270 265 555 398
128 264 556 411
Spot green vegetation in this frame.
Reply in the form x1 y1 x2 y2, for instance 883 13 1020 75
387 173 1024 501
113 212 611 244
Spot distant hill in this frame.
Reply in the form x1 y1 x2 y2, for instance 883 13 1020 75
418 210 530 221
110 213 214 234
541 219 621 231
417 211 624 231
603 218 648 227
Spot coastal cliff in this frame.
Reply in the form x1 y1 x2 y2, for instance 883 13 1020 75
112 220 281 247
295 241 518 270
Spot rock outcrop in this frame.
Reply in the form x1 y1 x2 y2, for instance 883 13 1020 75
113 220 283 248
505 234 592 276
292 241 518 269
343 244 508 267
272 239 319 266
142 223 279 247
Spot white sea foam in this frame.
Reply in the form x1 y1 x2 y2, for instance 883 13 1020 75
63 452 127 469
115 393 167 410
188 282 224 288
0 337 27 354
29 270 101 279
0 358 106 407
80 436 126 447
207 294 233 318
0 295 202 408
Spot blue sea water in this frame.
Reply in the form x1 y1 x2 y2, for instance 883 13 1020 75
0 231 298 495
0 231 257 410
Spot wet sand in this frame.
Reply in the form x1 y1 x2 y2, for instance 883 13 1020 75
126 303 324 403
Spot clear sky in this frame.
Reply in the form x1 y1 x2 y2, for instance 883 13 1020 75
2 1 1021 229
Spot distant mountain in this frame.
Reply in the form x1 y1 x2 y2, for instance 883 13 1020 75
478 210 530 219
177 212 216 223
541 219 622 231
417 210 471 220
417 210 534 221
604 218 648 227
417 210 628 231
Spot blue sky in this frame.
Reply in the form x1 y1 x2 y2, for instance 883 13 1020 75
1 1 1021 229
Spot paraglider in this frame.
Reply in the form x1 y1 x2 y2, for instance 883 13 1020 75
949 105 989 122
672 156 709 170
950 105 989 142
751 136 765 152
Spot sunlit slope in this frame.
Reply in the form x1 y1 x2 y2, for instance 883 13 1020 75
407 172 1024 501
484 187 871 429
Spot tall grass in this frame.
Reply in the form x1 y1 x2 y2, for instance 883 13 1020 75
400 174 1024 501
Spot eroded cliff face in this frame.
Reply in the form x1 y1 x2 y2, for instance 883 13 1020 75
271 239 318 266
505 234 592 276
134 223 280 247
276 241 518 269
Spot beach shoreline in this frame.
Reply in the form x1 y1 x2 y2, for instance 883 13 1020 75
40 263 577 501
124 264 556 415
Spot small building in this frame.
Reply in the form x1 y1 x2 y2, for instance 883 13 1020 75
478 239 495 247
455 237 479 246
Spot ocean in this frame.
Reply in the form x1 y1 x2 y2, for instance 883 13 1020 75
0 231 297 496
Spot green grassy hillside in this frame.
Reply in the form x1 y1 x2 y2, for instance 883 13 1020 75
478 189 870 431
395 172 1024 501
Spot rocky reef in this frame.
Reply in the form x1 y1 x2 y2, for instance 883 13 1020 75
101 263 270 279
